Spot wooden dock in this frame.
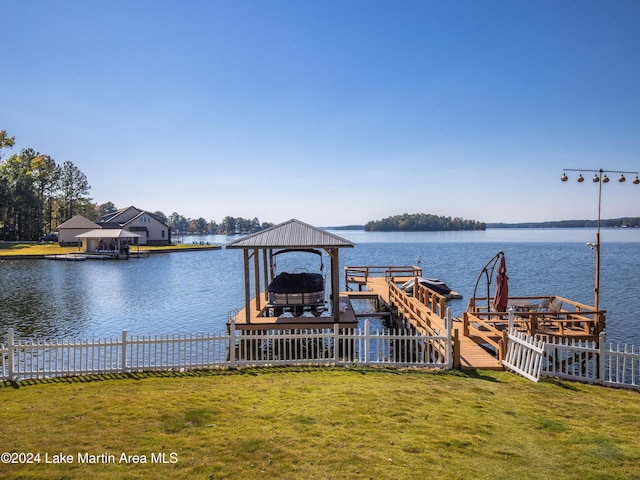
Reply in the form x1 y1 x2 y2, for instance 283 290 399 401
453 329 503 370
232 265 504 369
232 294 358 331
345 273 503 370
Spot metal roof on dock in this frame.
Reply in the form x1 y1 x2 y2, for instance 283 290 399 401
225 219 354 249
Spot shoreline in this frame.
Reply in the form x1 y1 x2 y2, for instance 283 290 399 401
0 243 221 260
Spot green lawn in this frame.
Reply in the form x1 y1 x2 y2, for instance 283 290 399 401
0 242 219 257
1 368 638 479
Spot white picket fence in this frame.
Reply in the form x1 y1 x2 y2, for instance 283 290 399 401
504 329 640 389
502 330 545 382
0 320 453 381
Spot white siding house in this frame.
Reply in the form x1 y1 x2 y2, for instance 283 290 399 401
57 207 171 247
100 207 171 245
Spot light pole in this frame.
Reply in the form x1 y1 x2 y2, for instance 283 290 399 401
561 168 639 311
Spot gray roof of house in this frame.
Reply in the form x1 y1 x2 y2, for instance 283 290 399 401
100 207 170 228
100 206 139 222
97 221 123 229
225 219 355 249
58 215 100 229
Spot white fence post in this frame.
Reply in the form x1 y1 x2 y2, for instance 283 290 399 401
7 328 14 382
2 324 458 381
121 330 127 373
364 319 370 366
599 331 606 386
333 324 340 366
229 321 236 370
447 307 453 365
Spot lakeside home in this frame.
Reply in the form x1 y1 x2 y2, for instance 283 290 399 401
58 206 171 246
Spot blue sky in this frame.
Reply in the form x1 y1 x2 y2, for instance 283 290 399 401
3 0 640 226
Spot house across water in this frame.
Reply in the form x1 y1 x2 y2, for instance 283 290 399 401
58 206 171 248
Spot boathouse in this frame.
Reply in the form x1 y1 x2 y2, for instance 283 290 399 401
226 219 355 330
75 228 143 257
57 207 171 247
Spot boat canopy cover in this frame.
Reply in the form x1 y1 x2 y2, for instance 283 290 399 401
268 272 324 294
400 277 452 296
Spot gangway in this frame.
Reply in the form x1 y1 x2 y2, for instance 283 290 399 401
344 266 503 370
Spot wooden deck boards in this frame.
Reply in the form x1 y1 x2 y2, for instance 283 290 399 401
453 326 503 370
233 274 503 369
347 276 503 370
232 294 358 331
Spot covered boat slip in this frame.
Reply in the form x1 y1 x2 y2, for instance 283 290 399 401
267 249 326 317
226 220 357 330
74 228 148 259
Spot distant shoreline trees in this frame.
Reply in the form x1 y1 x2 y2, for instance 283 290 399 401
365 213 486 232
167 213 273 235
0 130 275 241
487 218 640 228
1 131 93 240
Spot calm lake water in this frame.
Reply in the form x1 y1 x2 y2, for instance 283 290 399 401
1 228 639 346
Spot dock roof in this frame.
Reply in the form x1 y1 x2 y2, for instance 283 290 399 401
225 219 354 249
75 229 143 239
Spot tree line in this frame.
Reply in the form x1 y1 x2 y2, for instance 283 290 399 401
364 213 486 232
165 214 273 235
488 218 640 228
1 130 274 241
98 207 275 236
0 130 95 240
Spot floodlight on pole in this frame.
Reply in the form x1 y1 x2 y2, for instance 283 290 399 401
560 168 639 311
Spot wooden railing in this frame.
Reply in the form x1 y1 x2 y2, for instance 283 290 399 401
464 296 605 360
388 282 451 331
389 282 436 335
387 282 454 363
344 265 422 289
413 282 448 320
462 309 508 359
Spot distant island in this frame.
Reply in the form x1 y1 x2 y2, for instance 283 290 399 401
364 213 485 232
326 216 640 231
487 217 640 228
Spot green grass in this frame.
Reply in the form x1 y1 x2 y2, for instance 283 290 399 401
0 242 218 257
1 368 639 479
0 242 81 256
